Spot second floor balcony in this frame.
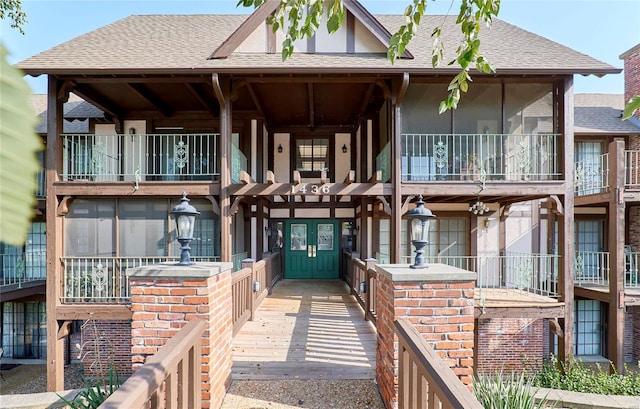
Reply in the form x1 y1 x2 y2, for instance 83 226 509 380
574 150 640 197
574 250 640 289
61 133 221 182
377 133 561 182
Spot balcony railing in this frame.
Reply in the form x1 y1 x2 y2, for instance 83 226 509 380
1 251 47 287
401 133 560 181
574 251 609 287
36 171 46 198
575 153 609 196
60 255 220 303
376 142 391 182
625 150 640 189
61 133 219 181
574 250 640 289
375 252 559 301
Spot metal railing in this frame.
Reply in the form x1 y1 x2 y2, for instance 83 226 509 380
375 251 559 300
60 256 220 303
1 251 47 287
36 171 46 198
574 251 610 287
626 251 640 288
61 133 219 181
395 319 483 409
98 320 205 409
575 153 609 196
401 133 560 181
625 150 640 189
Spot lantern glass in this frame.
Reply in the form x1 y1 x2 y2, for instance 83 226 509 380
411 218 422 241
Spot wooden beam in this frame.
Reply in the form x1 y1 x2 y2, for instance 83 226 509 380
474 305 565 319
56 304 132 321
293 170 302 185
60 75 214 84
53 181 218 197
308 83 315 129
344 170 356 184
244 75 393 84
266 170 277 184
229 182 391 197
246 83 265 117
185 83 218 116
376 79 391 101
549 195 565 215
392 73 410 106
126 83 172 117
368 170 383 183
240 170 255 184
71 84 122 120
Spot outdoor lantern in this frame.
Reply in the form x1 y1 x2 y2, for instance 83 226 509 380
405 195 435 269
170 192 200 265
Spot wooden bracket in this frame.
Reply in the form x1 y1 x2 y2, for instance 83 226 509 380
240 170 255 184
377 195 391 216
57 196 73 216
57 320 73 340
549 195 564 215
368 170 382 184
401 195 415 215
548 318 564 338
229 196 242 216
205 195 221 216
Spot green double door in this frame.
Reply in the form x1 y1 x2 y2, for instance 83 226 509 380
285 219 339 279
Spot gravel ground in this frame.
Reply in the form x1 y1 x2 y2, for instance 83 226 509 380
221 379 385 409
0 364 85 395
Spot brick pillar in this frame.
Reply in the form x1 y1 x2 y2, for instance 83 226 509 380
375 263 476 409
128 262 233 409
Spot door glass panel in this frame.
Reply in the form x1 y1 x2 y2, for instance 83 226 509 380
317 224 334 251
291 224 307 250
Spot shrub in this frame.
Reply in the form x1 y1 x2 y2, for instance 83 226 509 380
474 371 553 409
530 355 640 396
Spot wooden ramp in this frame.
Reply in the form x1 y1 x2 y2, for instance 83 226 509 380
231 279 377 380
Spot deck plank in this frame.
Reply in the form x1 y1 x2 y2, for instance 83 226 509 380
232 279 377 380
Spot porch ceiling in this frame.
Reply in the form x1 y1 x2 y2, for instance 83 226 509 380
61 74 386 130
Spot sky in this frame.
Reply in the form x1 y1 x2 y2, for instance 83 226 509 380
2 0 639 95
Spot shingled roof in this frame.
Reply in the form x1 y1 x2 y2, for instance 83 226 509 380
31 94 104 133
18 12 618 76
574 94 640 134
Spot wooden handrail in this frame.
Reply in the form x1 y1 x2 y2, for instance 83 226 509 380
99 320 205 409
394 319 483 409
232 267 252 335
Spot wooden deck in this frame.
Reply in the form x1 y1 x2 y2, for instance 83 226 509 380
474 288 565 319
231 279 377 380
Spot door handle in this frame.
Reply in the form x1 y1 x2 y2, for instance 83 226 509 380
308 245 313 258
312 245 317 258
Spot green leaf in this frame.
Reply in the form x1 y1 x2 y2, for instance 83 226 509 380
623 95 640 120
0 43 42 246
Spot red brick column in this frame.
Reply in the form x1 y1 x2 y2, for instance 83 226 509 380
375 264 476 409
128 263 233 409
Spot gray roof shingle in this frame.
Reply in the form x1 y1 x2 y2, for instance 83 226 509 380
574 94 640 134
18 14 618 75
31 94 104 133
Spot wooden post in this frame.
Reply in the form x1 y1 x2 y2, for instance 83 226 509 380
608 139 626 374
242 258 257 320
46 77 65 391
557 77 575 364
214 75 233 262
390 74 409 264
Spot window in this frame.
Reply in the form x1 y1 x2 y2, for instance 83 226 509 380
574 299 605 356
296 138 329 174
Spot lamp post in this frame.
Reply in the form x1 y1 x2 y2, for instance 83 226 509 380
170 192 200 265
405 195 435 269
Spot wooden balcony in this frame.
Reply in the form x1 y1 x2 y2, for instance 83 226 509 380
377 133 562 183
372 252 564 319
574 250 640 305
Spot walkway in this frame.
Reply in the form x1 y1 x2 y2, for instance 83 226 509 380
231 279 377 380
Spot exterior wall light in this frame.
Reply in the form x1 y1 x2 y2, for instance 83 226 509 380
170 192 200 265
277 144 283 153
342 144 348 153
405 195 435 269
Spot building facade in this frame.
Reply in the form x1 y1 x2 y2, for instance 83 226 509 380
8 0 640 390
